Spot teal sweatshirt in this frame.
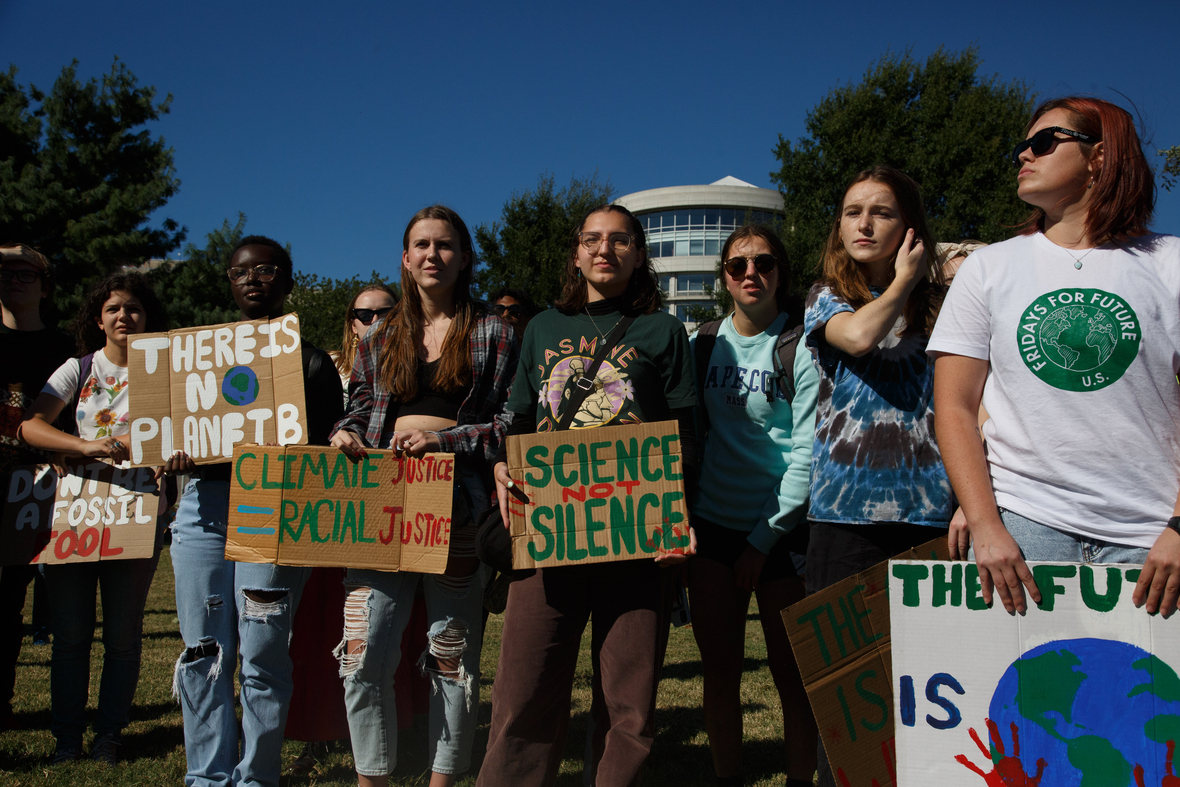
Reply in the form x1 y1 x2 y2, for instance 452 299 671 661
690 312 818 553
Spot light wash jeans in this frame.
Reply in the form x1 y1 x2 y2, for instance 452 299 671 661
44 556 157 750
998 508 1151 564
339 462 486 777
170 477 311 787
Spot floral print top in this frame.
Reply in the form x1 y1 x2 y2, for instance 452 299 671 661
43 350 131 440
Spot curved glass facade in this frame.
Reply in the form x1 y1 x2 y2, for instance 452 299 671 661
641 208 780 258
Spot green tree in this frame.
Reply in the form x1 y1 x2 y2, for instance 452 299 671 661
474 173 613 306
287 271 399 352
771 47 1033 291
0 59 185 317
150 214 246 329
1162 146 1180 192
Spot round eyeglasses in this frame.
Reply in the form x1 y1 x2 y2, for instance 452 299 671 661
578 232 634 254
227 264 281 283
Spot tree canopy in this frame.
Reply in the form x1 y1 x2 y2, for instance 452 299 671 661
287 270 398 353
1162 146 1180 192
473 173 613 306
1 59 185 318
771 47 1034 289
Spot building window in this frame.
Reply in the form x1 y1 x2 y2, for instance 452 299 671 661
677 274 711 294
675 302 715 322
643 208 781 258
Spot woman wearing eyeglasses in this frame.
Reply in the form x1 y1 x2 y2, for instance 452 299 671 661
478 204 698 787
930 97 1180 617
19 272 169 765
329 206 517 787
688 224 818 787
803 165 952 786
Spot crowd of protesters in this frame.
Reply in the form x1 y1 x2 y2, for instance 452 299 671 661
1 94 1176 787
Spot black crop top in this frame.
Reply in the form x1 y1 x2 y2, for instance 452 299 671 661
384 358 465 431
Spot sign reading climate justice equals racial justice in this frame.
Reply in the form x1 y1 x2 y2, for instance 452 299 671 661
126 315 308 466
505 420 690 569
226 445 455 573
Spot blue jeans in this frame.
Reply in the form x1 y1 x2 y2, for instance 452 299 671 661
44 556 157 750
340 563 485 776
998 508 1151 564
171 477 311 787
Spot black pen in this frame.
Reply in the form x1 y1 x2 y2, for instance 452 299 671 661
506 479 530 504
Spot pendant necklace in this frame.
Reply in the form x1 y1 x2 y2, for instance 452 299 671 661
1062 246 1097 270
585 305 622 342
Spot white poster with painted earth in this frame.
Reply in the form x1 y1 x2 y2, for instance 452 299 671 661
890 559 1180 787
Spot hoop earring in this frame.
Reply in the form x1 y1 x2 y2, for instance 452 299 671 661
350 333 360 349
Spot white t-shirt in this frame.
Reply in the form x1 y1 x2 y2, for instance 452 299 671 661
43 349 131 441
928 232 1180 547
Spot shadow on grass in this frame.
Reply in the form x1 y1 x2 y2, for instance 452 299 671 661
650 704 784 785
660 656 768 681
120 723 186 762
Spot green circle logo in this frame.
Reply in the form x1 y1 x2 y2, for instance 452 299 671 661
1017 288 1140 392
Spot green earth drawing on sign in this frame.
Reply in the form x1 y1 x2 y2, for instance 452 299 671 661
221 366 260 406
1039 305 1117 371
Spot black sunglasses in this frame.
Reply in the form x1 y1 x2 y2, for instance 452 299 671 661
351 306 393 325
1010 126 1098 167
723 254 777 278
492 303 525 319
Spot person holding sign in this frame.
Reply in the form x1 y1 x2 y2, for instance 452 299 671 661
165 236 343 787
18 272 168 765
329 206 517 787
478 204 698 787
931 97 1180 615
802 166 953 787
689 225 818 787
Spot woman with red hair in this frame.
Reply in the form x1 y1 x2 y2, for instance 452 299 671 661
930 96 1180 615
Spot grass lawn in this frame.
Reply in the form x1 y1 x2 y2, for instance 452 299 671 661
1 548 802 786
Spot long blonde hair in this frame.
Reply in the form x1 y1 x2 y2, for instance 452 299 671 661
335 283 398 378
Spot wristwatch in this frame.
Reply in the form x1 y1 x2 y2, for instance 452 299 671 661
1167 516 1180 535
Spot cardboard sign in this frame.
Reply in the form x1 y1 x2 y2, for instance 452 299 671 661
783 537 949 787
891 559 1180 787
126 314 307 466
505 420 689 569
226 445 454 573
0 462 159 565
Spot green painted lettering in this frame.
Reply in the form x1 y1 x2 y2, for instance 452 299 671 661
856 669 889 731
262 454 283 489
637 493 661 553
235 452 257 490
298 452 329 489
1080 565 1121 612
329 452 352 489
361 456 381 488
932 563 963 607
524 445 551 487
640 437 662 481
356 501 375 542
615 438 639 482
279 454 297 489
609 496 635 555
1033 564 1076 612
795 605 833 666
892 564 929 607
577 443 590 486
339 501 359 543
278 500 301 542
589 440 612 483
661 491 688 548
835 684 857 742
585 499 607 557
309 500 333 543
661 434 682 480
528 507 555 561
564 503 586 561
553 445 577 487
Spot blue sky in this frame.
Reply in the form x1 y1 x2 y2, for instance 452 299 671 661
2 0 1178 281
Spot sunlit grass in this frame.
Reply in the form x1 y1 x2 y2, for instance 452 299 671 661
1 549 801 785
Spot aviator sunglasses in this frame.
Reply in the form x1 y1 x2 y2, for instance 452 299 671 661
723 254 777 278
351 306 394 325
1010 126 1098 167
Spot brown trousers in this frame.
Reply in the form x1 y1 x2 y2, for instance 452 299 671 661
478 559 674 787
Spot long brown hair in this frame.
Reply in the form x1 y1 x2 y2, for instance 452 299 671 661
335 283 399 378
553 204 662 315
1017 96 1155 244
376 206 476 400
817 166 944 336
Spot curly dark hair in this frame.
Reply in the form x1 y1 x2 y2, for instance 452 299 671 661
72 271 169 355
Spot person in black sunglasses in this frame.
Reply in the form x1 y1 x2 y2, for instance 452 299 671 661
933 96 1180 621
487 287 536 342
332 284 399 405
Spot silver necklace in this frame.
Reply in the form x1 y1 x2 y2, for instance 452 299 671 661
1061 246 1097 270
585 305 622 342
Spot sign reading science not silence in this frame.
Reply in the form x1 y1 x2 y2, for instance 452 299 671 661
126 315 308 467
505 420 690 569
226 445 455 574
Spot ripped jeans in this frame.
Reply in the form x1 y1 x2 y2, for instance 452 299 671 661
170 477 311 787
339 563 485 776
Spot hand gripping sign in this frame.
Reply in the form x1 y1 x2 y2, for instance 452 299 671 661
890 559 1180 787
126 314 307 466
1 462 159 565
226 445 455 573
505 420 690 569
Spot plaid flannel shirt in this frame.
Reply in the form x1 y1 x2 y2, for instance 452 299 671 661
330 311 518 464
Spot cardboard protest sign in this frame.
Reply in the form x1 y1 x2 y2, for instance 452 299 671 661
0 462 159 565
783 537 948 787
226 445 454 573
126 315 307 466
891 559 1180 787
505 420 689 569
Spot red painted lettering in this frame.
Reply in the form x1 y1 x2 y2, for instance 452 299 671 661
588 483 612 499
54 530 78 559
76 527 100 557
99 527 123 557
615 480 640 496
380 506 403 545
